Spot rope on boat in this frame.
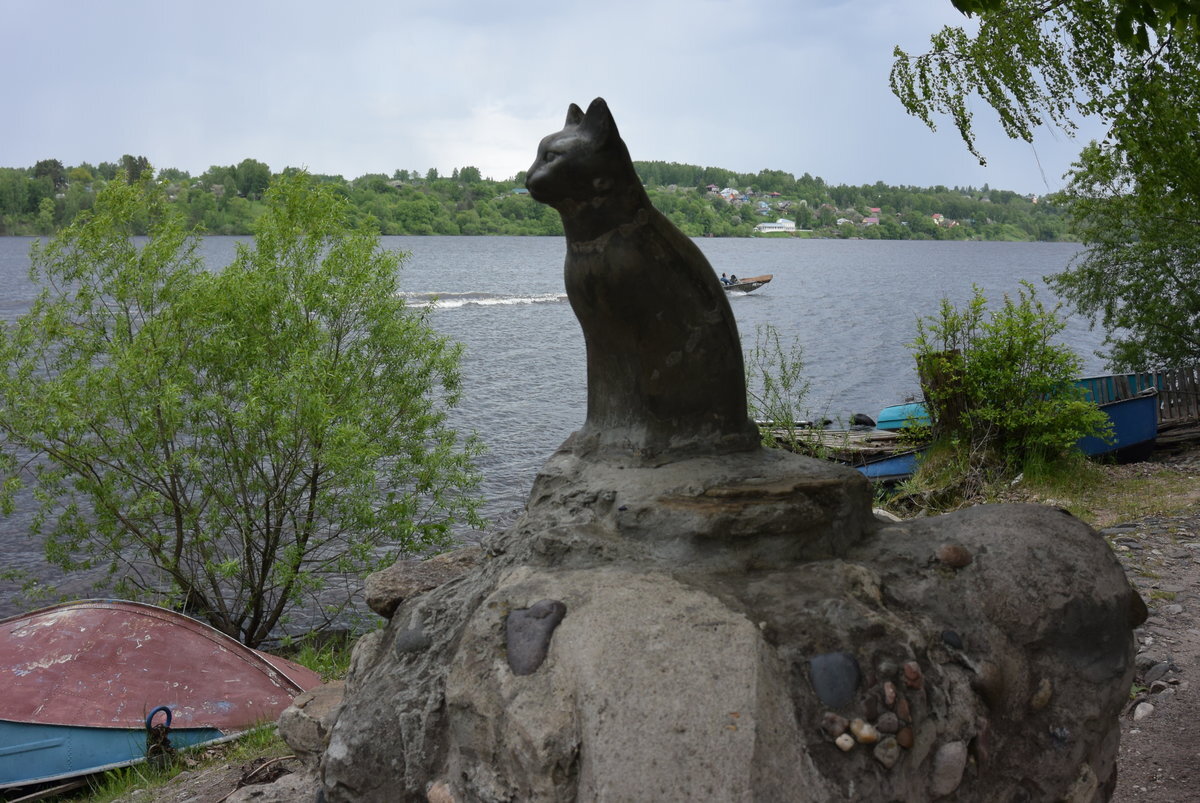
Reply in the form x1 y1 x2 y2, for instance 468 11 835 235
145 705 177 769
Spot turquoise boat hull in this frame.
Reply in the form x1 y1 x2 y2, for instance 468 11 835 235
875 403 930 431
0 720 224 788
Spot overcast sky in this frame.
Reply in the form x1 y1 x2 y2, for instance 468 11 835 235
4 0 1103 195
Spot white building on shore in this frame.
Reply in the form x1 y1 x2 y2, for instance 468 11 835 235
753 218 796 234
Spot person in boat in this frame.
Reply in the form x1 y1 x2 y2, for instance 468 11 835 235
729 274 738 284
720 272 731 285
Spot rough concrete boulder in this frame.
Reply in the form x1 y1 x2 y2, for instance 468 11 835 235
231 680 347 803
319 447 1142 802
365 547 483 619
441 565 832 801
278 680 345 767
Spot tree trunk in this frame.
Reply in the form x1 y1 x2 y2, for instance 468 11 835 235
918 349 967 440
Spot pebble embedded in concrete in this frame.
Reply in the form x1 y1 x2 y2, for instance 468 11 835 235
505 599 567 676
850 719 879 745
936 543 973 568
821 712 849 739
427 780 455 803
873 736 901 769
930 741 969 797
809 651 861 709
903 660 924 690
394 628 432 655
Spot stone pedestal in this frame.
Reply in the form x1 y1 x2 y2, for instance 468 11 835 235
316 448 1143 802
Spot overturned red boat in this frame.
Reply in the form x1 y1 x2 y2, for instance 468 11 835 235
0 599 322 789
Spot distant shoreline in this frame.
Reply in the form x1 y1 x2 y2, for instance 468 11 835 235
0 232 1083 243
1 160 1075 242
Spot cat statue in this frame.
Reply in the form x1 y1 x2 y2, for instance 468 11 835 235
526 98 759 460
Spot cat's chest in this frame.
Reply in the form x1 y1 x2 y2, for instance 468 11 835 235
565 233 660 291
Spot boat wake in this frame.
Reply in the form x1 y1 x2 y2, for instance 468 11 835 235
400 291 568 309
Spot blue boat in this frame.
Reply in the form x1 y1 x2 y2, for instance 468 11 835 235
767 427 924 484
864 381 1160 482
874 402 930 432
854 448 922 484
1077 386 1159 463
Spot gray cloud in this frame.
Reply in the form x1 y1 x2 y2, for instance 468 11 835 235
2 0 1102 193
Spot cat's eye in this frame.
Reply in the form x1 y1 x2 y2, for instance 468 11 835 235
544 150 559 162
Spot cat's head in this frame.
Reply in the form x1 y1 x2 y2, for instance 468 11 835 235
525 98 636 207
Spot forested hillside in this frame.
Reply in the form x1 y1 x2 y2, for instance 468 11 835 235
0 156 1072 241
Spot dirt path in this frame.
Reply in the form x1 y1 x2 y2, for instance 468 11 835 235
1106 507 1200 802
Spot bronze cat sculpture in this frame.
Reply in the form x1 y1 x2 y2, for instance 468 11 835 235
526 98 759 460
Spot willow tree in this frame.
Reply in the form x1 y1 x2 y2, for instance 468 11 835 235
0 172 482 646
892 1 1200 369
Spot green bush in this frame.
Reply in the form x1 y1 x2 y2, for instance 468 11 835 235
911 281 1109 478
0 173 484 646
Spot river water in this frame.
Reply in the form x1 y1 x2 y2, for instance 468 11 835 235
0 235 1103 616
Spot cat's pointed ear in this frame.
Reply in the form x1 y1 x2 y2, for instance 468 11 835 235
581 98 618 143
565 103 585 127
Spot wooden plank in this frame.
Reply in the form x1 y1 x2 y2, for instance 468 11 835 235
1152 371 1167 423
1186 367 1200 422
1157 366 1200 425
8 779 89 802
1174 368 1188 423
1171 369 1184 423
1188 368 1196 420
1160 369 1174 423
1168 369 1179 423
1172 369 1184 422
770 428 914 465
1170 369 1183 423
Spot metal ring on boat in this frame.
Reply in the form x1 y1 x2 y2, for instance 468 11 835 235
146 705 173 730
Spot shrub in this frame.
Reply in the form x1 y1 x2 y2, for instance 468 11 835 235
911 281 1109 478
744 323 817 450
0 172 483 646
